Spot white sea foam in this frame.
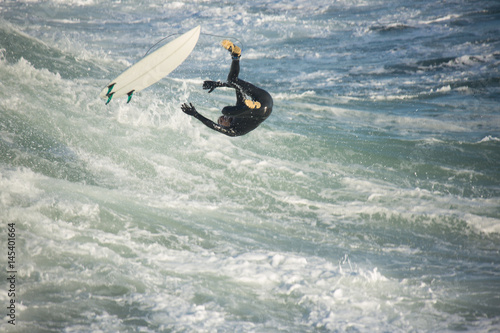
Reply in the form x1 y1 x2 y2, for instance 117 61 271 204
478 135 500 143
419 14 461 25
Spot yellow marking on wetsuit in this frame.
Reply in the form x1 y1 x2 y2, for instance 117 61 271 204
245 99 261 109
221 40 241 57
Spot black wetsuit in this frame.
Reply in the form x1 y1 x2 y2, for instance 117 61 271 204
183 58 273 137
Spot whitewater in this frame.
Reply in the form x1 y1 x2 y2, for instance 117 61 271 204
1 0 499 332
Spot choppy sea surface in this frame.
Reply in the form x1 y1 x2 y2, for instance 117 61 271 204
1 0 500 332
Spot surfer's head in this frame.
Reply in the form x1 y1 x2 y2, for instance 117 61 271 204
218 115 232 127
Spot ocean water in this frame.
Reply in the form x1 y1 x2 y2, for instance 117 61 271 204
1 0 500 332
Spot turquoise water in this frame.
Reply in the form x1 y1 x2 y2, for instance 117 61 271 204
1 1 499 332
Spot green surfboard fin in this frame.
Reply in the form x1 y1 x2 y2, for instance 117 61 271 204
106 92 114 105
127 90 135 104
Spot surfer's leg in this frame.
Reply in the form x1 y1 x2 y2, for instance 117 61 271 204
222 40 272 109
227 58 240 84
233 78 272 107
226 59 262 107
222 40 245 104
226 59 246 105
223 40 241 83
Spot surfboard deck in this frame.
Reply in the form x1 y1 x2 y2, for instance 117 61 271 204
100 25 201 104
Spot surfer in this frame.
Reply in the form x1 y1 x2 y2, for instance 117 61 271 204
181 40 273 137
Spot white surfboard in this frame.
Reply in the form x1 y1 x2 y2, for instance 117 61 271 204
100 25 201 104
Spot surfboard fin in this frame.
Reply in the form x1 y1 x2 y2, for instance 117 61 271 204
106 83 116 97
127 90 135 104
105 92 114 105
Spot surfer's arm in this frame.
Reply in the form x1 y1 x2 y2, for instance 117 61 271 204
181 103 238 137
195 114 238 137
203 81 230 93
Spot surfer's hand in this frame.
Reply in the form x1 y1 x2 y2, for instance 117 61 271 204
203 80 218 93
181 103 197 116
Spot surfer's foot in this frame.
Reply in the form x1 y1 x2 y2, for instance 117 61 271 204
245 99 261 109
222 40 241 59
